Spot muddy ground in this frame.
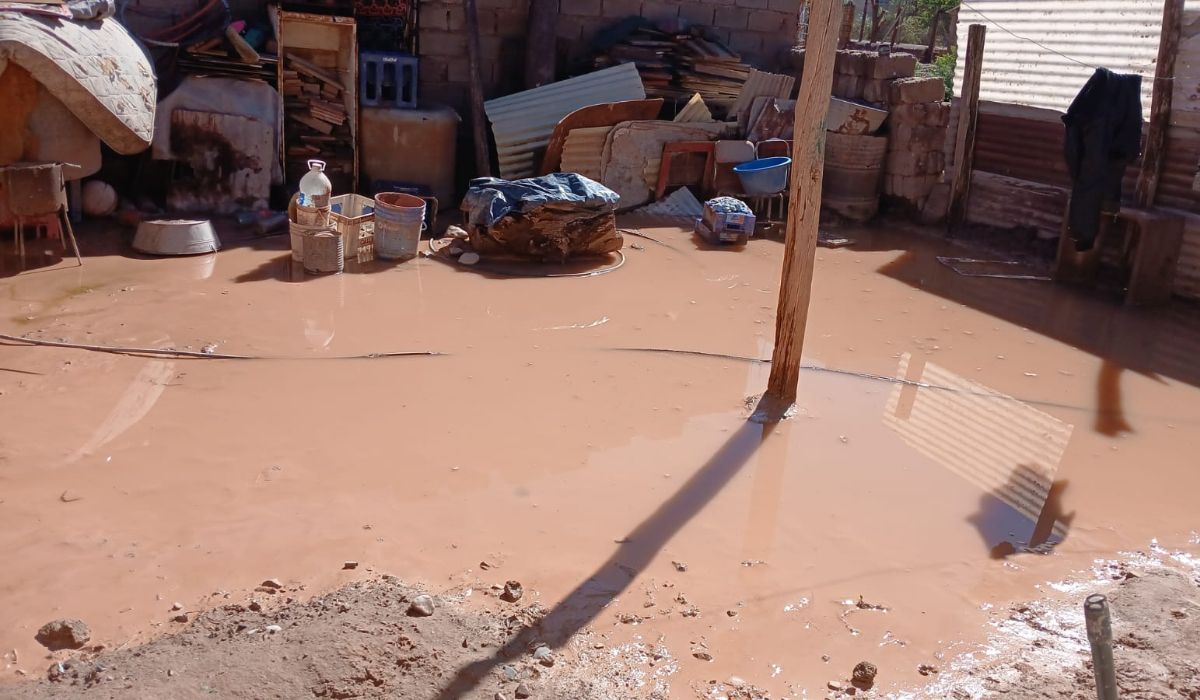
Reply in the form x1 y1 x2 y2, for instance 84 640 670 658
6 553 1200 699
3 219 1200 697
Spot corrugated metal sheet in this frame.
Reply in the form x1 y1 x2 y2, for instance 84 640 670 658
674 93 714 123
884 353 1074 539
635 186 704 218
559 126 610 180
731 69 795 121
954 0 1160 119
484 63 645 180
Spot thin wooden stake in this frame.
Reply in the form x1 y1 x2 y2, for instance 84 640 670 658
760 0 842 414
464 0 492 177
1136 0 1184 208
947 24 986 232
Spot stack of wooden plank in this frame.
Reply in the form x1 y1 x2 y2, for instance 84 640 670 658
595 28 752 116
281 51 353 179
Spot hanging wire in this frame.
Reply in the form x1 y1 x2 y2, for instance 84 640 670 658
957 0 1174 82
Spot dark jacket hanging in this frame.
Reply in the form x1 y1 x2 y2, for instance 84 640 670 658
1061 68 1143 251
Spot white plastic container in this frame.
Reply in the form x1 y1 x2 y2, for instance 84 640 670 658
298 159 332 209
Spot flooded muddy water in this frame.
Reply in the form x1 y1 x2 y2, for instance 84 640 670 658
1 221 1198 697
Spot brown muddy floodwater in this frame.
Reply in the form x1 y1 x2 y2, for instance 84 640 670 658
1 220 1198 697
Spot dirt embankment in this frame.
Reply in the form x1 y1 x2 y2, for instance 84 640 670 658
2 576 676 700
4 557 1199 700
900 558 1200 700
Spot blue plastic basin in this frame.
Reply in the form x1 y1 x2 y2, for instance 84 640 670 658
732 156 792 195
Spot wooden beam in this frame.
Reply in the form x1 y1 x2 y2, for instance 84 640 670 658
947 23 986 232
1135 0 1184 208
525 0 557 90
760 0 842 413
464 0 492 177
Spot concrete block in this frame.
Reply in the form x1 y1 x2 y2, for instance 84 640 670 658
768 0 799 9
885 148 945 176
562 0 604 15
602 0 643 18
889 101 950 127
735 0 769 7
679 3 715 26
891 124 947 152
747 9 790 32
557 15 591 40
832 74 863 100
919 181 951 224
883 173 938 202
862 78 890 105
835 50 869 77
728 30 763 55
490 8 527 36
714 6 749 29
888 77 947 106
419 4 450 31
869 52 917 80
421 30 468 56
642 0 681 23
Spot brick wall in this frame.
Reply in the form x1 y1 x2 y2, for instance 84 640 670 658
419 0 801 113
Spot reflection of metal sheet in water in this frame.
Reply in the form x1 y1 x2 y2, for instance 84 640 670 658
883 353 1074 544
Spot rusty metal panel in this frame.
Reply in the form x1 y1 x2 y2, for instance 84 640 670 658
485 63 646 180
954 0 1160 119
1175 214 1200 298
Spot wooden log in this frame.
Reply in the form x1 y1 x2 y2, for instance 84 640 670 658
525 0 557 89
464 0 492 177
947 24 986 232
1135 0 1184 208
760 0 842 414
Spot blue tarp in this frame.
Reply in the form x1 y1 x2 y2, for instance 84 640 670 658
463 173 620 227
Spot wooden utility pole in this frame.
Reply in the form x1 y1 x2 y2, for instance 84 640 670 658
947 24 986 231
524 0 557 90
760 0 842 413
1135 0 1184 207
464 0 492 177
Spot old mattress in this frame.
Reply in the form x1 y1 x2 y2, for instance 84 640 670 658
0 10 155 154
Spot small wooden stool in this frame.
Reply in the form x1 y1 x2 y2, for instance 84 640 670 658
1055 205 1183 307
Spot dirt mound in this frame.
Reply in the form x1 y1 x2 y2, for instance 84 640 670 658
3 577 670 700
905 560 1200 699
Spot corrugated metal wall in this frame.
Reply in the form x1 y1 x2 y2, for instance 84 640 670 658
954 0 1160 117
954 0 1200 300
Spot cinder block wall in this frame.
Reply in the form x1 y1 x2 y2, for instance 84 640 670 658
419 0 801 112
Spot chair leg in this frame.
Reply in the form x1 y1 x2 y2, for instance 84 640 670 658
59 208 82 265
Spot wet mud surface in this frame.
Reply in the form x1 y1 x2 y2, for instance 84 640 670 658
1 218 1198 697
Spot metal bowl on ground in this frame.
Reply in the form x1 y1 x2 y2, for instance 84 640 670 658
133 219 221 255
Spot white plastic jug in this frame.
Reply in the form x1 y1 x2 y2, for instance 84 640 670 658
298 159 332 209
